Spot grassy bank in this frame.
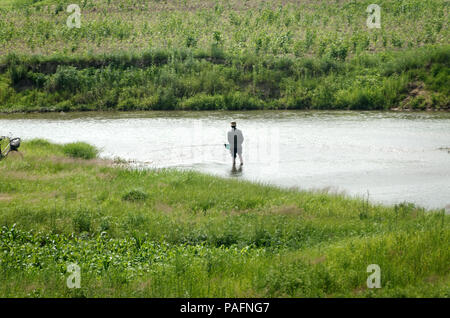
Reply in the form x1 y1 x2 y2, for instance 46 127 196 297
0 140 448 297
0 0 449 112
1 45 449 112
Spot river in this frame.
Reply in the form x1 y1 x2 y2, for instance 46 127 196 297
1 111 449 210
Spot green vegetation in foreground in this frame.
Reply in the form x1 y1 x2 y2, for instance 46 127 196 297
0 0 449 112
0 140 448 297
62 142 98 160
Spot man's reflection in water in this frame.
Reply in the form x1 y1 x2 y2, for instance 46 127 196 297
230 163 243 177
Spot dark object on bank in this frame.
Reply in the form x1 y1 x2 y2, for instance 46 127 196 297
10 138 21 151
0 136 21 160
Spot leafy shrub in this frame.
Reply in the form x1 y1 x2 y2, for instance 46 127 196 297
181 94 225 110
223 91 263 110
8 63 29 86
154 87 178 110
122 189 148 202
328 42 349 61
185 35 197 48
72 209 92 233
62 142 98 159
45 66 82 92
426 64 450 95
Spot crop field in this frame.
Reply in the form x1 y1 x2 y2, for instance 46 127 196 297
0 0 448 56
0 140 448 297
0 0 448 112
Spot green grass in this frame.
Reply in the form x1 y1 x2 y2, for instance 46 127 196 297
0 140 448 297
0 0 448 112
0 0 448 56
62 142 98 159
0 45 448 112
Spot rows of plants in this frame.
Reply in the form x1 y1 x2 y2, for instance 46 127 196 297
0 0 448 56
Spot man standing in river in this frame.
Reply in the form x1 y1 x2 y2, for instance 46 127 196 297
227 121 244 166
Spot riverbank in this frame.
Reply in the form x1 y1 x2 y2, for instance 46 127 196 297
0 45 449 113
0 140 448 297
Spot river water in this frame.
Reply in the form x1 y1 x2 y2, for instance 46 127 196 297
1 111 449 209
